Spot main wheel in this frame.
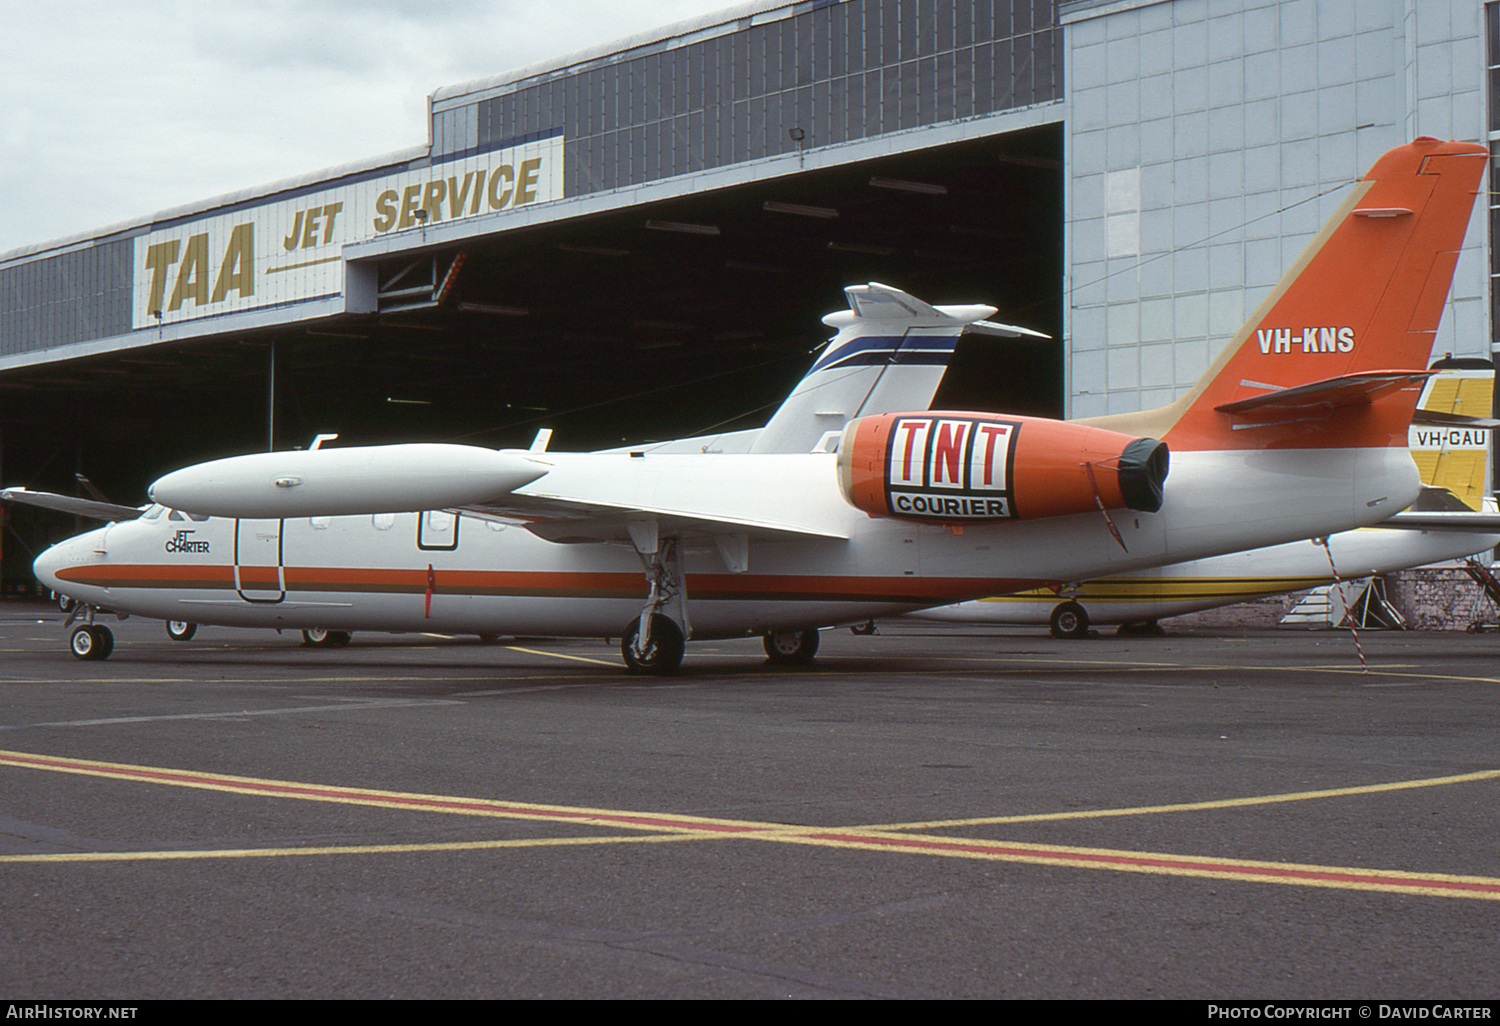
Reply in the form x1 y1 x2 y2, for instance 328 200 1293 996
70 625 114 661
302 628 352 648
621 614 685 675
165 621 197 642
763 628 820 664
1048 601 1090 639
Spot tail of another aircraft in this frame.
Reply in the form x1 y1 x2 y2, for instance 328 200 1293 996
1083 137 1488 452
1410 359 1496 509
748 282 1048 453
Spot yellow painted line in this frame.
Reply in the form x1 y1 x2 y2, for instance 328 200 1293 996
0 749 786 834
914 655 1487 685
0 831 718 863
5 748 1499 900
734 829 1500 901
504 645 620 667
860 769 1500 831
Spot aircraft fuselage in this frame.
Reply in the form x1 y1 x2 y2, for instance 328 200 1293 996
36 445 1420 641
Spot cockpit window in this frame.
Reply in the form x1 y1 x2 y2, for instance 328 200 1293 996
141 505 165 520
186 512 209 522
168 509 184 521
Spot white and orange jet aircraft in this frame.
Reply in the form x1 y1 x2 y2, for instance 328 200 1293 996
15 137 1492 673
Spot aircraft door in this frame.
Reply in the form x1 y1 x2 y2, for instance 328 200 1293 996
235 518 285 602
417 510 460 551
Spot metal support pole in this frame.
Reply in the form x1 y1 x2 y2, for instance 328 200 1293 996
268 340 276 452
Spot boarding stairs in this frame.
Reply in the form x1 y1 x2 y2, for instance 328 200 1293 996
1462 558 1500 631
1280 577 1406 630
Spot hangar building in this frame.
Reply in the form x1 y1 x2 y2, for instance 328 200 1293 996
0 0 1494 602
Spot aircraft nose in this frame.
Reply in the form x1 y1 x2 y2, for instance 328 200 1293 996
32 538 73 593
32 530 100 596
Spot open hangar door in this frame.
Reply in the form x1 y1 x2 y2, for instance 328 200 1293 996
0 124 1062 594
336 124 1063 449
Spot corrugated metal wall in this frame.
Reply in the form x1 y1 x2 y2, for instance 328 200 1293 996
435 0 1062 194
0 239 133 357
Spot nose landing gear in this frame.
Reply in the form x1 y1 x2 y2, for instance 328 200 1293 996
60 599 122 660
70 624 114 661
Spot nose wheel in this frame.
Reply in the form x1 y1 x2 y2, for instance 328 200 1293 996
70 625 114 661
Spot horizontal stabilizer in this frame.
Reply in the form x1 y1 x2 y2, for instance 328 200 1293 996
1411 408 1500 430
820 282 996 328
964 320 1052 339
0 487 142 521
1214 370 1432 415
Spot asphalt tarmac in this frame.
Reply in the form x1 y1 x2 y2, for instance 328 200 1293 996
2 602 1498 1000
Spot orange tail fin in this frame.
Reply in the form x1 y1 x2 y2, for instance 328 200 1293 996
1085 138 1487 451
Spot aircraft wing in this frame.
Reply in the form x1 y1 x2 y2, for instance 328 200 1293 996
0 487 143 521
1363 486 1500 532
1377 511 1500 531
457 452 851 545
456 497 849 545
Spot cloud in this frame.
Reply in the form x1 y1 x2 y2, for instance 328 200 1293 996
0 0 741 254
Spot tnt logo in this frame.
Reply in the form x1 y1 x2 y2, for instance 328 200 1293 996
886 416 1016 520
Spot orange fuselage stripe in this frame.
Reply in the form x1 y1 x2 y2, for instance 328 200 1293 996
55 562 1035 605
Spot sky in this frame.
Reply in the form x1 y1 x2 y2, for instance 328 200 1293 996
0 0 744 255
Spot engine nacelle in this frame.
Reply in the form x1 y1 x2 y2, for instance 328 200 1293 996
837 412 1168 523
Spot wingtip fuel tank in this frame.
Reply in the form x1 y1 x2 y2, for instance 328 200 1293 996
148 443 549 518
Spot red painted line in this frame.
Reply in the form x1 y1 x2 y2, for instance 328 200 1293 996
0 752 760 835
804 832 1500 896
9 750 1498 897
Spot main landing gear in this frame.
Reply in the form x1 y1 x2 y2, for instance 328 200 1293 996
621 613 685 674
763 628 820 664
166 621 197 642
622 525 689 675
616 522 824 674
1048 600 1090 639
302 628 353 648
